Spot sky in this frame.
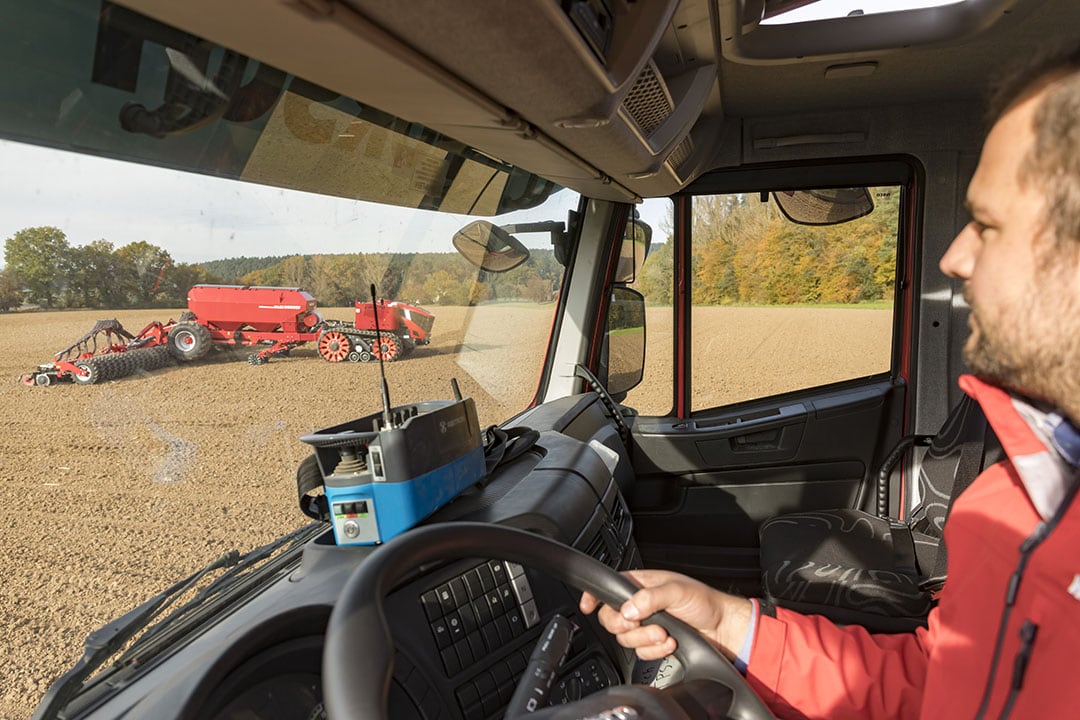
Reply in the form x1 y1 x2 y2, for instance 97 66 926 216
0 0 959 265
0 139 672 267
763 0 962 23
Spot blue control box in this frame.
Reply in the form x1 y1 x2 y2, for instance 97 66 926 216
300 398 485 545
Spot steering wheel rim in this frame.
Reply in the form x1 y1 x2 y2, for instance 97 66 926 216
323 522 774 719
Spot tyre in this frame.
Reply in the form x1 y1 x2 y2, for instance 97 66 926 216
71 360 99 385
143 346 172 371
95 354 121 382
34 373 51 386
167 322 213 361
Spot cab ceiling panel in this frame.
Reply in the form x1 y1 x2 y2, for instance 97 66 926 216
345 0 720 197
120 0 722 201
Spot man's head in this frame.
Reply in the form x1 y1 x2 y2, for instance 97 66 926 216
939 47 1080 423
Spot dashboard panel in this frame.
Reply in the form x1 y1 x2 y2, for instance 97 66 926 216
64 394 638 720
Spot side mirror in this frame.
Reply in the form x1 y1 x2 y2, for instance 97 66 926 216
614 216 652 284
602 287 645 397
452 221 530 273
771 188 874 226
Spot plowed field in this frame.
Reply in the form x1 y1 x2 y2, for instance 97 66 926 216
0 304 890 719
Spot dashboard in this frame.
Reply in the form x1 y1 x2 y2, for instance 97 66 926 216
63 394 641 720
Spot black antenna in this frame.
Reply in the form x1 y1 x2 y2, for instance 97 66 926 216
370 283 393 430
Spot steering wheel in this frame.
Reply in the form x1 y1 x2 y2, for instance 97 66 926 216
323 522 774 719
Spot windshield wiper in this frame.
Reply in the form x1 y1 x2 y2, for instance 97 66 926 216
32 522 324 720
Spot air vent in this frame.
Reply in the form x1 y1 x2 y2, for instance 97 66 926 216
622 59 674 137
667 135 694 169
585 531 611 567
610 497 628 535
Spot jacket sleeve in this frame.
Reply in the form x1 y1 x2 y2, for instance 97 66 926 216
744 606 935 720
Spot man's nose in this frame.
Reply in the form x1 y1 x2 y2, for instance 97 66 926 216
939 224 978 279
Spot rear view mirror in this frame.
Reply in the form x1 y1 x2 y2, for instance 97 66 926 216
771 188 874 226
614 217 652 284
603 287 645 397
452 221 530 273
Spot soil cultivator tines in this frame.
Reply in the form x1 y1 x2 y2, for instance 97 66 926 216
54 319 135 362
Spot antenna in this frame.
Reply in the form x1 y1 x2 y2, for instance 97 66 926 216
370 283 394 430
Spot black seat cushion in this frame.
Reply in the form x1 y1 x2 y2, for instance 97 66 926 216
759 509 937 630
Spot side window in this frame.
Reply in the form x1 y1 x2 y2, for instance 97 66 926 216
690 187 900 410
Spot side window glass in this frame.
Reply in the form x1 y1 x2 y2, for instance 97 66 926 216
623 197 674 415
690 187 900 410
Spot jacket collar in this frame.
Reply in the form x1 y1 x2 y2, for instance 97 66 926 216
959 374 1077 520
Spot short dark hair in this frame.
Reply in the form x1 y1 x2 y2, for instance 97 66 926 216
989 46 1080 249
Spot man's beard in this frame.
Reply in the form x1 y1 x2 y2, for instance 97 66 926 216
962 271 1080 420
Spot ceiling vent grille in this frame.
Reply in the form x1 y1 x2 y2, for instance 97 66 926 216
622 60 674 137
667 135 694 169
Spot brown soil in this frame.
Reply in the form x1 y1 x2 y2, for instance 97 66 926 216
0 304 890 719
0 305 555 719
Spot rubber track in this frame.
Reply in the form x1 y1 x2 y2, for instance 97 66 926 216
322 323 415 361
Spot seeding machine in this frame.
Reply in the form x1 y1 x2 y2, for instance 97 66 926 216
21 284 434 386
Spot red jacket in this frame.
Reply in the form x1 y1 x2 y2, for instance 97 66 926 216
745 375 1080 719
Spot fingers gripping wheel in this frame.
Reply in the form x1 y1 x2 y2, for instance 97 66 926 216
323 523 774 720
575 364 631 446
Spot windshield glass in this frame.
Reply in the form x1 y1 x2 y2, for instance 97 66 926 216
0 3 575 716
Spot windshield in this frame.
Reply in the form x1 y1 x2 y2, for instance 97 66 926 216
0 3 575 716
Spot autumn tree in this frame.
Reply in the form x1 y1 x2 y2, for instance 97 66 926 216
635 241 673 304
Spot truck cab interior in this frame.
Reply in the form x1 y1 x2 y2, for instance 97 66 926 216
6 1 1079 719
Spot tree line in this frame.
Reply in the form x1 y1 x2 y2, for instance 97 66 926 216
635 190 898 305
0 226 563 311
2 195 897 312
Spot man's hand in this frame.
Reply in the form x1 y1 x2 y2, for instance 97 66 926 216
579 569 753 662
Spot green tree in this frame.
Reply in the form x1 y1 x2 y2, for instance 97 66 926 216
66 239 126 308
3 226 70 308
115 241 173 307
0 268 24 311
160 263 218 308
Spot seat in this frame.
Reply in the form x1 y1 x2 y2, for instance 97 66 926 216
758 394 1002 631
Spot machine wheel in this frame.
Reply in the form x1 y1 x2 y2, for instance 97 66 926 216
347 351 362 363
167 323 212 361
247 353 266 366
371 333 400 362
94 354 119 382
71 361 99 385
34 373 51 386
318 330 352 363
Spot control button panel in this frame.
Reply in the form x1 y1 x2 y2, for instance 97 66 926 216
552 655 621 704
420 560 539 677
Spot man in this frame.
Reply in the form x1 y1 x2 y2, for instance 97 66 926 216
581 47 1080 719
